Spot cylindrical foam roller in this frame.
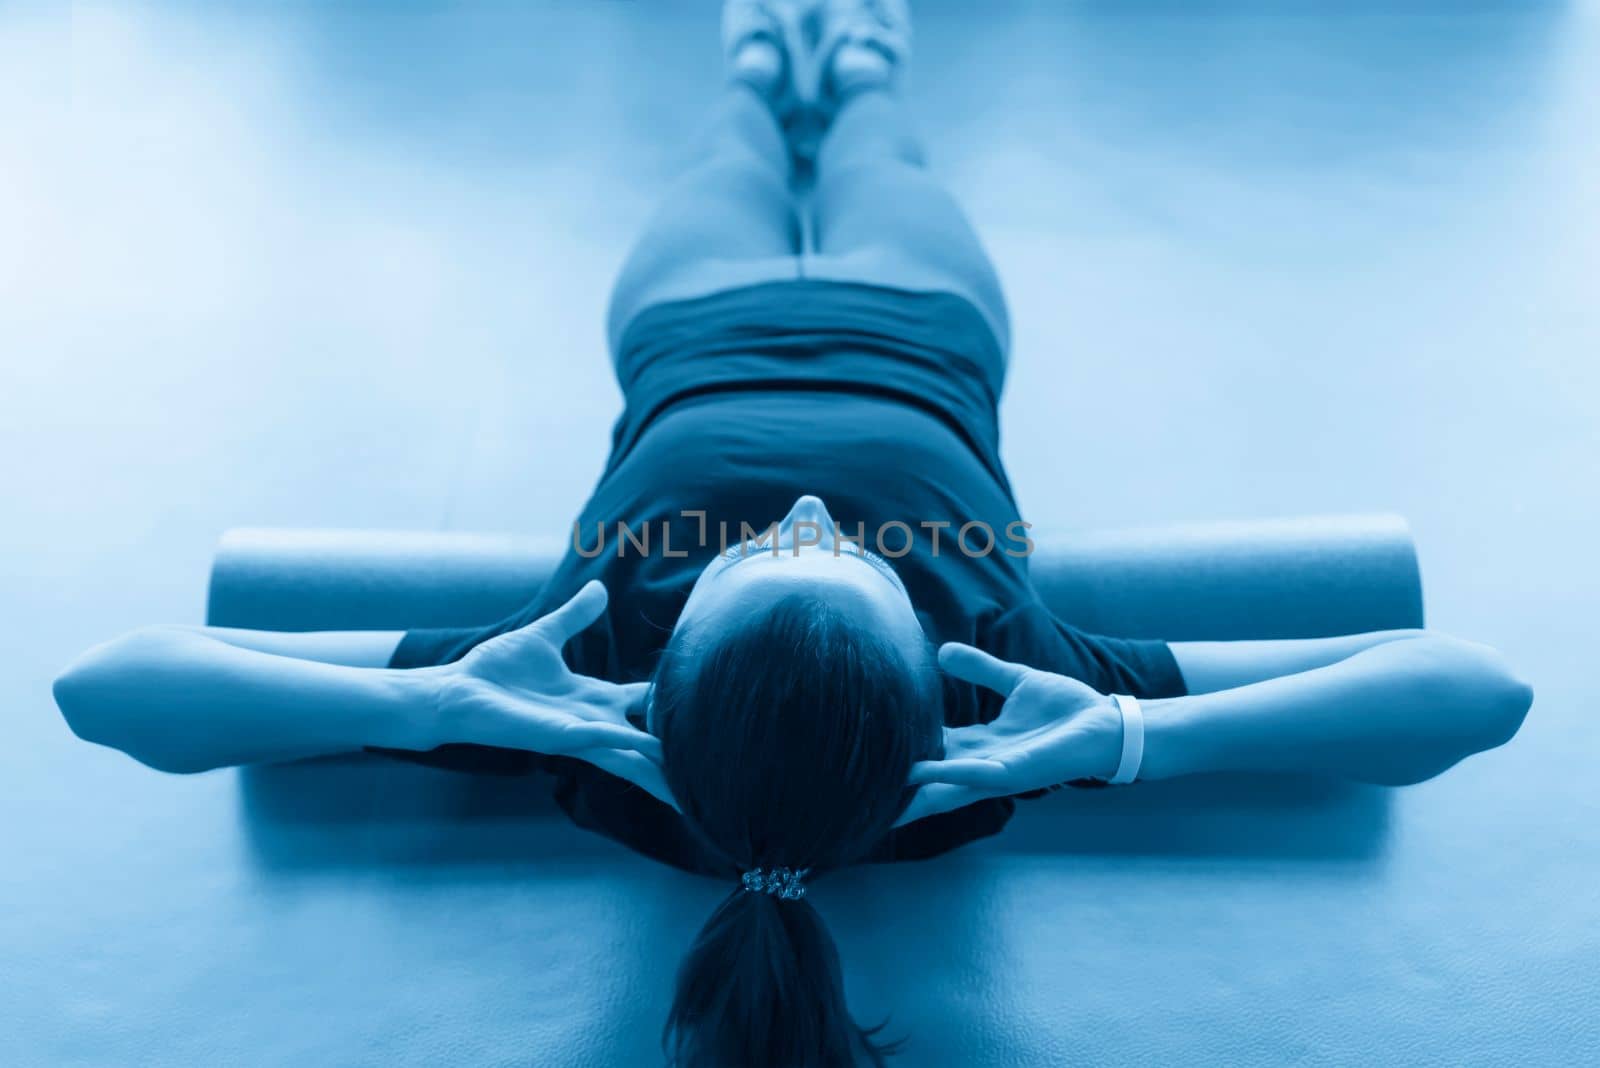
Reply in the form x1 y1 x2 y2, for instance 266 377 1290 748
1026 513 1423 640
207 515 1421 639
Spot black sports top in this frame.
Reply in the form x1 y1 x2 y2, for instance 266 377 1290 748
375 282 1186 875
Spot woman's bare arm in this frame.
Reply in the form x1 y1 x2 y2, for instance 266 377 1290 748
182 626 404 667
1145 634 1532 785
900 633 1534 824
51 583 667 794
52 625 436 773
1169 629 1427 694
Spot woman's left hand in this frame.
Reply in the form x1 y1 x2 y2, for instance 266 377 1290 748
894 642 1122 826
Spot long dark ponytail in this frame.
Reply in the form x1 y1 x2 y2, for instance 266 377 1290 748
669 887 887 1066
653 592 942 1067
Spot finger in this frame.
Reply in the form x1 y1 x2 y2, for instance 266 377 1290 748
937 642 1030 696
893 783 991 827
938 724 988 756
570 679 651 725
557 720 664 763
613 680 651 716
907 756 1014 790
893 788 938 828
536 580 609 645
580 747 680 812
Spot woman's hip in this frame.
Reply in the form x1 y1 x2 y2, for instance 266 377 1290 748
607 249 1011 381
609 278 1009 437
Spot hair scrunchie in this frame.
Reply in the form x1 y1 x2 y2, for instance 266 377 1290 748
741 866 811 901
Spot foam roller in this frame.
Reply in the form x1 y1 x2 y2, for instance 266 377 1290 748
206 515 1422 639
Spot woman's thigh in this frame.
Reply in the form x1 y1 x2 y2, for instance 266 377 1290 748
805 158 1011 357
606 161 802 357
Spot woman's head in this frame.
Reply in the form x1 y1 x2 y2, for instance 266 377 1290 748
651 496 944 1065
663 495 929 696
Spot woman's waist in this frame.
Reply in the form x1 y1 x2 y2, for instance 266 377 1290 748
611 373 1006 491
614 279 1006 404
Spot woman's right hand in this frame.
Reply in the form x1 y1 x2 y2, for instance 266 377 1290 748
429 580 676 809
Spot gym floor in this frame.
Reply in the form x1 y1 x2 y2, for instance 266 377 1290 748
5 2 1596 1064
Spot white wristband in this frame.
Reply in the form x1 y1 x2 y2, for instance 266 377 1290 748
1108 694 1144 785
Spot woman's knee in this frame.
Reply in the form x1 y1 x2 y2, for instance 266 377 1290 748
816 89 927 173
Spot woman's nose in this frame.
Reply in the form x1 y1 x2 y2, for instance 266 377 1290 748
783 495 834 541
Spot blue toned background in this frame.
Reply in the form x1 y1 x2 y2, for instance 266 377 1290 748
4 1 1596 1064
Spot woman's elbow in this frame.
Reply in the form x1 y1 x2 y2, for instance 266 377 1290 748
1480 668 1534 750
1422 635 1534 754
53 664 103 745
53 648 131 750
52 628 208 773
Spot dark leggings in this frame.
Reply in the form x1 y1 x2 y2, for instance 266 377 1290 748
605 85 1011 367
